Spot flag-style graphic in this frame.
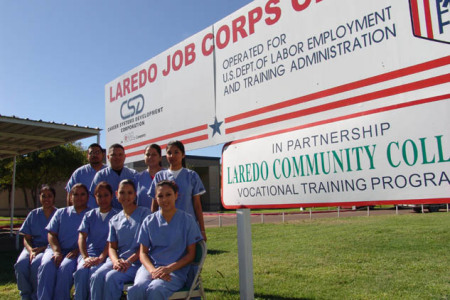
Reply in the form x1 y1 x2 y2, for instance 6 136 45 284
409 0 450 43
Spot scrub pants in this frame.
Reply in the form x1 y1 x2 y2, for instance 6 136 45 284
36 248 77 300
73 257 105 300
90 260 139 300
127 265 186 300
14 249 44 300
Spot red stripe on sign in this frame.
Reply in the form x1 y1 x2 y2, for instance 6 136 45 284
228 94 449 145
181 134 209 145
423 0 434 39
225 56 450 123
221 198 450 210
126 149 146 158
226 74 450 134
124 124 208 151
127 134 209 157
410 0 422 36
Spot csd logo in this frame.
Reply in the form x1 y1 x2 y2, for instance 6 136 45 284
121 95 145 120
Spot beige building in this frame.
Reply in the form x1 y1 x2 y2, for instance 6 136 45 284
1 154 221 217
0 182 68 217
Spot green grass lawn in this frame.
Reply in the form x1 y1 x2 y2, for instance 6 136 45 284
1 213 449 299
203 213 449 299
0 218 23 228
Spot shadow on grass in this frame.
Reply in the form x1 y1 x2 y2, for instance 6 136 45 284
205 288 312 300
207 249 228 255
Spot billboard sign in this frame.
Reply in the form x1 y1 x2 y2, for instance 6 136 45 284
105 28 215 161
221 98 449 208
213 0 449 144
105 0 449 188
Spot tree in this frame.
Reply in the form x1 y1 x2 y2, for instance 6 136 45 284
0 158 13 210
0 143 87 210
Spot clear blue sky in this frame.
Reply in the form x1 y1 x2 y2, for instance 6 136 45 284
0 0 252 157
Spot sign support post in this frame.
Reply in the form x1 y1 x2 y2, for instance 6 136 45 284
237 209 254 300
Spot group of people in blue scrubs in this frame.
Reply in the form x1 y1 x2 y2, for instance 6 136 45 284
14 140 206 300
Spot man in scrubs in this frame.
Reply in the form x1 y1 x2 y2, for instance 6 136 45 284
66 143 106 208
90 144 137 209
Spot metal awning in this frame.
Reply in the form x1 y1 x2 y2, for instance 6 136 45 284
0 115 101 160
0 115 102 236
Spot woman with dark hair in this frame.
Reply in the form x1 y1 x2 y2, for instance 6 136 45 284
90 179 150 300
73 182 119 300
37 183 90 300
149 140 207 241
128 180 202 299
15 185 57 300
135 144 163 208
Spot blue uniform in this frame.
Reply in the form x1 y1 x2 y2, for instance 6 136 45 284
90 167 137 210
90 206 150 300
148 169 205 221
15 207 56 300
135 169 162 208
73 208 119 300
37 206 90 300
127 210 203 300
66 164 107 208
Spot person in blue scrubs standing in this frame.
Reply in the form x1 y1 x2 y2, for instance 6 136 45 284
15 185 57 300
89 179 150 300
149 140 207 241
135 144 163 208
90 144 137 210
36 184 90 300
73 182 119 300
128 180 203 300
66 143 106 208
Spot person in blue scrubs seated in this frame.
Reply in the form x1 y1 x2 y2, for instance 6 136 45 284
90 144 137 210
15 185 57 300
90 179 151 300
135 144 163 208
73 181 119 300
36 183 90 300
149 140 207 241
128 180 203 300
66 143 106 207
